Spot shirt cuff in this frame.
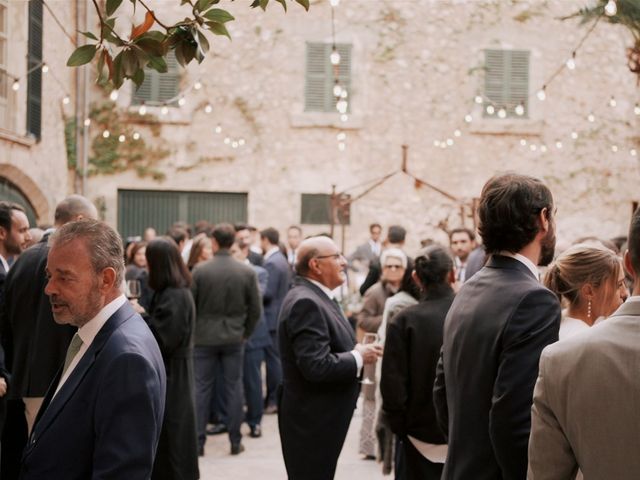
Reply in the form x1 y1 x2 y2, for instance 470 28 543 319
350 350 363 377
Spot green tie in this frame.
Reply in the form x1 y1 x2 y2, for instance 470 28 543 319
61 333 83 377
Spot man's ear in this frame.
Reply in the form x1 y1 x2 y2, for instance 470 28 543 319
538 208 550 234
100 267 117 291
0 226 6 241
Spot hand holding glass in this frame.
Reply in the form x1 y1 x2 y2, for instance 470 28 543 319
361 333 380 385
126 280 141 300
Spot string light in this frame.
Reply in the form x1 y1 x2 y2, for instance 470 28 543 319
238 138 245 146
11 80 19 91
540 145 548 153
555 140 563 149
530 144 537 151
609 96 617 108
330 0 340 6
340 114 348 122
204 104 213 114
515 103 525 116
434 140 441 147
612 145 618 152
232 141 239 149
464 114 473 123
41 64 49 73
224 137 231 145
571 131 579 140
103 130 110 138
118 134 126 142
333 83 342 97
486 105 495 115
520 139 527 146
497 108 507 119
330 47 341 66
62 96 70 105
474 95 483 104
631 149 637 157
536 88 546 101
635 104 640 115
446 138 454 146
194 81 202 90
178 97 186 107
110 90 119 101
336 99 348 114
338 142 346 151
566 56 576 70
454 129 461 137
138 104 147 115
587 113 595 122
337 132 346 141
215 125 222 134
132 132 140 140
161 106 169 115
604 0 617 16
84 118 91 127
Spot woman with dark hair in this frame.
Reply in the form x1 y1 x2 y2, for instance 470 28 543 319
380 244 456 480
142 237 199 480
125 241 153 309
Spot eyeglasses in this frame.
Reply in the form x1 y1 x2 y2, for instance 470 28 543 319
384 265 404 270
315 253 343 261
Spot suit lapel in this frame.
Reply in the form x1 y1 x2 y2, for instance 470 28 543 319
609 300 640 318
28 303 136 445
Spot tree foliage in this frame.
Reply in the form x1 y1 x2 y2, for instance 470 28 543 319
68 0 310 89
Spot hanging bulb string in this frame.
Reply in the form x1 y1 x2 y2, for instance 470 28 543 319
42 0 77 46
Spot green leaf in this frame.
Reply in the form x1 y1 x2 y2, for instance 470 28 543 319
96 49 106 83
121 49 139 76
296 0 310 10
112 52 125 88
146 55 168 73
67 44 98 67
196 30 210 58
106 0 124 16
205 21 231 39
196 0 216 12
260 0 269 10
79 30 99 41
202 8 234 23
275 0 287 11
134 34 167 56
131 68 145 88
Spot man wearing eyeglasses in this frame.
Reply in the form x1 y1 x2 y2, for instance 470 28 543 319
277 236 382 480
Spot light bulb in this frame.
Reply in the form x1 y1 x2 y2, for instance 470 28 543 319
333 84 342 97
336 99 348 114
486 105 495 115
338 142 346 151
612 145 618 152
609 96 617 108
110 90 119 101
434 140 441 147
497 108 507 119
515 104 525 116
464 114 473 123
555 141 563 149
84 118 91 127
330 49 341 66
161 106 169 115
194 81 202 90
566 57 576 70
178 97 186 107
446 138 454 146
133 132 140 140
631 149 637 157
520 139 527 146
536 89 546 101
474 95 483 104
62 96 70 105
571 131 578 140
232 141 239 149
587 113 595 122
41 64 49 73
635 104 640 115
224 137 231 145
340 114 348 122
605 0 617 16
330 0 340 6
540 145 548 153
440 142 446 149
530 144 537 151
340 90 348 99
337 132 346 141
118 134 125 142
11 80 19 91
139 105 147 116
215 125 222 134
205 104 213 114
103 130 110 138
238 139 245 146
454 129 461 137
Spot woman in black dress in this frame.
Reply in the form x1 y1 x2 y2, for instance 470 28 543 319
145 237 199 480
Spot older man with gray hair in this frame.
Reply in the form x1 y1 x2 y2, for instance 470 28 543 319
19 219 166 479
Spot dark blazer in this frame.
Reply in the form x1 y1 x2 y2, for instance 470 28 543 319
20 301 166 480
247 250 264 267
191 250 261 346
147 287 199 480
0 240 75 398
263 250 291 332
381 286 454 443
246 265 272 350
433 255 560 480
277 276 359 480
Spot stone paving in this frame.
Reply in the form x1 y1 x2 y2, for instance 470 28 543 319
199 399 387 480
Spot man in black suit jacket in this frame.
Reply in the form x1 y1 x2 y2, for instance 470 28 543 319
0 196 96 479
433 173 561 480
20 219 165 479
278 236 382 480
260 227 291 412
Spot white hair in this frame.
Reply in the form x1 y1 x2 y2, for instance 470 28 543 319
380 248 407 269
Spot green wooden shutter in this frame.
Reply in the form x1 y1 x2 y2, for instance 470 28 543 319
300 193 350 225
132 52 180 105
484 49 529 118
304 42 352 113
27 0 43 139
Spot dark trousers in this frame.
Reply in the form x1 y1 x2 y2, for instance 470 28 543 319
194 344 244 448
208 362 227 425
403 436 443 480
264 331 281 407
0 399 27 480
243 347 265 427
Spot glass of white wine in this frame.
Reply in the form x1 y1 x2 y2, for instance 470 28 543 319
126 280 141 301
360 333 379 385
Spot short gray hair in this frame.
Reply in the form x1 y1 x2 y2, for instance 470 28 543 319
49 219 125 288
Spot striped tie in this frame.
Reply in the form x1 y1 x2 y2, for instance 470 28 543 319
61 333 83 377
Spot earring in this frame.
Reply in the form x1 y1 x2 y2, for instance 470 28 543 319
587 299 592 321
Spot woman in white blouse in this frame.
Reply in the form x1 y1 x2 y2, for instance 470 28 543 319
544 244 628 340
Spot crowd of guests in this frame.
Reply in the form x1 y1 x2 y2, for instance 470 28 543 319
0 171 639 480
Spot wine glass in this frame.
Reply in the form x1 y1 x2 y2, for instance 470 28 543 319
360 333 379 385
126 280 141 300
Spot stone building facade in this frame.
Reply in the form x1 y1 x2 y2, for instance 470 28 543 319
3 0 639 254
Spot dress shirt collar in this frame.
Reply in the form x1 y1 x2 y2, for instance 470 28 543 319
305 277 335 300
497 251 539 279
264 246 280 261
0 254 9 273
625 295 640 303
77 294 127 346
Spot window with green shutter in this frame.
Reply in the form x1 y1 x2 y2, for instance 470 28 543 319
300 193 350 225
483 49 529 119
131 52 180 105
304 42 352 113
27 0 43 139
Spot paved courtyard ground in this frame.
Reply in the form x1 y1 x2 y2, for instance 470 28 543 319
199 399 387 479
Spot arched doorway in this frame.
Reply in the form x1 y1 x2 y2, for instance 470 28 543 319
0 177 38 227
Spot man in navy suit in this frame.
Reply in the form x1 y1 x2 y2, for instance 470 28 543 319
260 227 291 413
19 219 166 479
434 173 561 480
278 236 382 480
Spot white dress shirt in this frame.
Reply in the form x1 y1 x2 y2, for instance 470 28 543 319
54 295 127 397
264 246 280 261
306 278 363 376
498 251 540 279
0 253 9 273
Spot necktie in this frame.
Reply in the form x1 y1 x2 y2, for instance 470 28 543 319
61 333 83 377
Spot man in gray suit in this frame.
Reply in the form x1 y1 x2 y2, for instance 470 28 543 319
191 223 261 456
528 207 640 479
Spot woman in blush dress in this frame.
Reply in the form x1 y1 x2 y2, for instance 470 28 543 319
144 237 200 480
544 244 628 340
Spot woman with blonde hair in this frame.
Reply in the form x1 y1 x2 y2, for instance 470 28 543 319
187 233 213 271
544 244 628 340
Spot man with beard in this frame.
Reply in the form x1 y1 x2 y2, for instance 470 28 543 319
19 219 166 479
433 173 561 480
